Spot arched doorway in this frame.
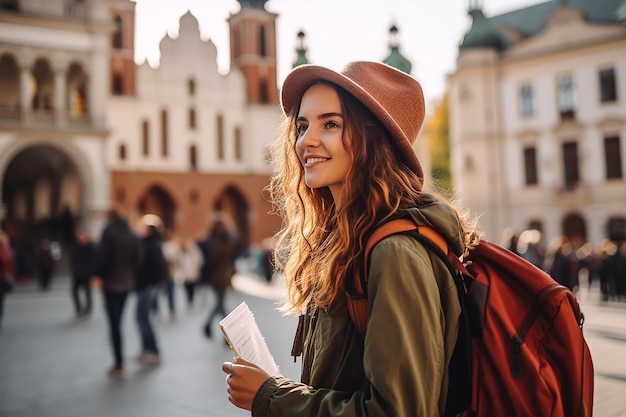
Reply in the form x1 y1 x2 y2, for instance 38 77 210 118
137 185 176 231
562 212 587 248
607 216 626 243
2 145 83 276
214 186 249 248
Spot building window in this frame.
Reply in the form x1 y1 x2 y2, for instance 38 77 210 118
519 84 534 117
112 73 123 95
604 136 623 179
463 155 474 172
599 68 617 103
562 141 579 188
188 78 195 96
523 146 538 185
557 74 576 120
528 220 543 233
189 145 197 170
142 120 149 156
189 108 196 129
112 15 123 49
118 143 126 160
217 114 224 160
234 127 242 161
160 109 168 157
259 26 267 57
0 1 19 11
259 80 269 104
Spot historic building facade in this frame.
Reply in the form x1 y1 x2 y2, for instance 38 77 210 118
0 0 282 251
449 0 626 248
107 1 282 247
0 0 113 247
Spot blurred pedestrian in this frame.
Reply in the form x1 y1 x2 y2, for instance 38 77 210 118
261 237 276 283
517 229 544 269
179 237 204 309
507 232 521 256
203 218 238 338
543 236 580 292
134 214 167 367
0 229 16 329
160 231 180 321
597 239 618 301
69 228 96 318
36 238 55 291
94 209 142 378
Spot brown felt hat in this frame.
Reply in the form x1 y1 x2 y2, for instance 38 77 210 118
280 61 425 183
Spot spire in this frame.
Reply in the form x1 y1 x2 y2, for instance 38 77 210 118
459 1 505 51
382 24 412 74
292 30 309 68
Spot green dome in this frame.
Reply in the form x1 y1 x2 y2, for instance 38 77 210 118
292 31 310 68
384 47 412 74
459 8 506 51
383 25 412 74
238 0 268 10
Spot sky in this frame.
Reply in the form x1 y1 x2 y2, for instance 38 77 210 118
133 0 548 104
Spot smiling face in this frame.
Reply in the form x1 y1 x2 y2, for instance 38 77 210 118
295 83 352 203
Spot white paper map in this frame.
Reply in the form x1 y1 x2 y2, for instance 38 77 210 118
219 301 280 376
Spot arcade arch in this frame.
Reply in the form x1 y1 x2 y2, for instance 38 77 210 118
214 186 250 247
137 185 176 231
1 145 85 273
562 212 587 247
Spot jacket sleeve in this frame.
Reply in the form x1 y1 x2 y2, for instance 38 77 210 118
251 235 446 417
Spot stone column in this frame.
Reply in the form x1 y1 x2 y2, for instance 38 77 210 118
54 66 67 126
19 64 31 121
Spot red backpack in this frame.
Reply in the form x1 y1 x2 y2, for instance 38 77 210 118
347 218 594 417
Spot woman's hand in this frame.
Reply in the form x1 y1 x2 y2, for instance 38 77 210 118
222 357 271 410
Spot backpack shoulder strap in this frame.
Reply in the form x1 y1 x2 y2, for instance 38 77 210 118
348 218 452 336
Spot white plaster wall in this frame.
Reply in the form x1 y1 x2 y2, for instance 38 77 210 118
107 11 280 176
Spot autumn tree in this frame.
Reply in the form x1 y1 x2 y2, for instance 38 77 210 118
426 93 452 193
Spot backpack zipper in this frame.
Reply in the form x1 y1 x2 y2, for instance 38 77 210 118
511 282 566 378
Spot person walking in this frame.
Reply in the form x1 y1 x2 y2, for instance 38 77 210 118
36 238 55 291
134 214 167 367
178 237 204 309
69 228 96 318
221 61 479 416
95 209 142 378
0 229 16 329
160 231 180 321
203 218 238 338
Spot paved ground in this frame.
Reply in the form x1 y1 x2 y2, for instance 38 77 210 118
1 273 625 416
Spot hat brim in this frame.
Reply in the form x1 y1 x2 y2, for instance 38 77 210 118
280 64 424 181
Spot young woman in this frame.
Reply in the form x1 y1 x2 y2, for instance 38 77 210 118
222 61 479 416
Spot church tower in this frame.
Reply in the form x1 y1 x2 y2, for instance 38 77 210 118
109 0 136 96
228 0 278 104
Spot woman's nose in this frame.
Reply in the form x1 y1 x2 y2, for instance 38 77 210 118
298 127 319 148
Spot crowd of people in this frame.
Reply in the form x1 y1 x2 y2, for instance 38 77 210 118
506 228 626 301
0 209 273 378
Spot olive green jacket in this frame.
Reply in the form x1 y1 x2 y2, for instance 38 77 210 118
252 202 465 417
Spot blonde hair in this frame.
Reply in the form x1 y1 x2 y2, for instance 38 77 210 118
269 83 479 314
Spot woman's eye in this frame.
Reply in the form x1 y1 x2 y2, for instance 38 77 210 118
325 120 341 129
296 124 308 136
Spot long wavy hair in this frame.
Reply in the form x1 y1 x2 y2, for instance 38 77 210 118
269 82 478 314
